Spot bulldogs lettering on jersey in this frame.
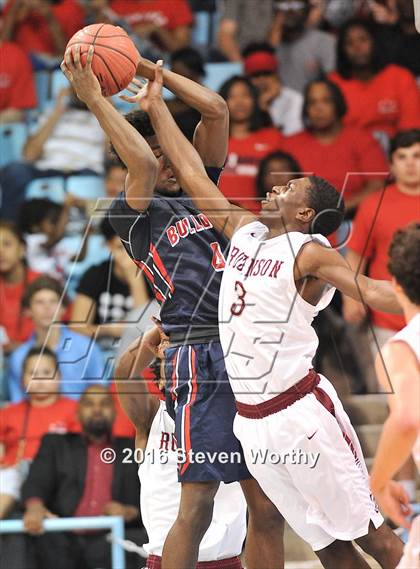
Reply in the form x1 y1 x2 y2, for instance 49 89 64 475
166 214 213 247
108 167 228 335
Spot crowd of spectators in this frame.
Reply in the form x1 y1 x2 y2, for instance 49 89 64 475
0 0 419 566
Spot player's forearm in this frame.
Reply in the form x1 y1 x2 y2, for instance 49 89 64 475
370 416 418 493
87 96 158 188
148 97 207 184
362 277 402 314
138 58 227 120
114 332 159 430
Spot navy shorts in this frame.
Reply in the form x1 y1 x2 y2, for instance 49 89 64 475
164 340 251 483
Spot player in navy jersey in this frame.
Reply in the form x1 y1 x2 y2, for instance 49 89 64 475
61 47 284 569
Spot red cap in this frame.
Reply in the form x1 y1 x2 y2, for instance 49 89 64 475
244 51 278 76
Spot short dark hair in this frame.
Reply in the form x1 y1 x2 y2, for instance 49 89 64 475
22 275 67 308
219 76 272 132
23 345 58 372
302 79 347 128
306 176 345 236
171 47 205 77
242 41 276 58
18 199 63 234
389 129 420 159
125 110 155 138
336 18 385 79
111 110 155 164
256 151 302 198
388 222 420 305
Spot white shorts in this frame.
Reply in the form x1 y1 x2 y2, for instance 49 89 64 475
397 515 420 569
233 375 384 551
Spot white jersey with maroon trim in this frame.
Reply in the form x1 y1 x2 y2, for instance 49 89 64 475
389 313 420 472
219 221 335 405
138 401 247 559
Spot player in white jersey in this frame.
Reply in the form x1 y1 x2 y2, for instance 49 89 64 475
142 61 404 568
371 223 420 569
115 333 247 569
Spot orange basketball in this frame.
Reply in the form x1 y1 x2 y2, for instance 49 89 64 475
66 24 140 97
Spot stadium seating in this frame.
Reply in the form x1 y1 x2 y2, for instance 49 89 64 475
25 176 66 203
67 175 105 200
0 123 28 168
34 71 51 111
203 62 243 92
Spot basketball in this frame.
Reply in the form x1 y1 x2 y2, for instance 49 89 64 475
66 24 140 97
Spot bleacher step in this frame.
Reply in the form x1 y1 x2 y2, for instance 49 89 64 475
345 394 389 426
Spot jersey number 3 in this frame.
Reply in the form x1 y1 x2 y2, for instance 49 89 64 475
210 242 226 272
230 281 247 316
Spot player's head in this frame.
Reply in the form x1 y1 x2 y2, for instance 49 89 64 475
389 129 420 189
256 151 302 199
388 222 420 308
78 385 116 438
22 346 60 401
122 110 181 196
259 175 344 237
303 79 347 131
337 19 384 77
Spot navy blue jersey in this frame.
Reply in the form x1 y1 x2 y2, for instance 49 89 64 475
108 167 229 335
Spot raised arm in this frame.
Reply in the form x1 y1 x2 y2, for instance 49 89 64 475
141 62 255 238
137 57 229 167
297 241 401 314
61 45 158 211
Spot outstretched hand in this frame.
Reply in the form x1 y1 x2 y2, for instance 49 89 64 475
61 44 102 106
120 60 164 113
374 480 412 529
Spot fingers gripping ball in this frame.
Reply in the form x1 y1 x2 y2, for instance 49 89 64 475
66 24 140 97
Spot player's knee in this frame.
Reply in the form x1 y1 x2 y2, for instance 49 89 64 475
248 498 284 532
177 483 217 532
357 523 403 557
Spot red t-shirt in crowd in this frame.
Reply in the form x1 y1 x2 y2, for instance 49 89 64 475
219 128 285 211
0 397 79 466
0 269 41 344
347 184 420 330
4 0 85 55
0 41 37 111
110 0 193 29
329 65 420 139
283 126 389 203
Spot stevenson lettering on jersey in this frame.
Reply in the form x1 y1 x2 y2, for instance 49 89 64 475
229 245 284 278
166 213 213 247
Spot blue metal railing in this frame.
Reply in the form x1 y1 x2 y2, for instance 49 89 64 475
0 515 125 569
